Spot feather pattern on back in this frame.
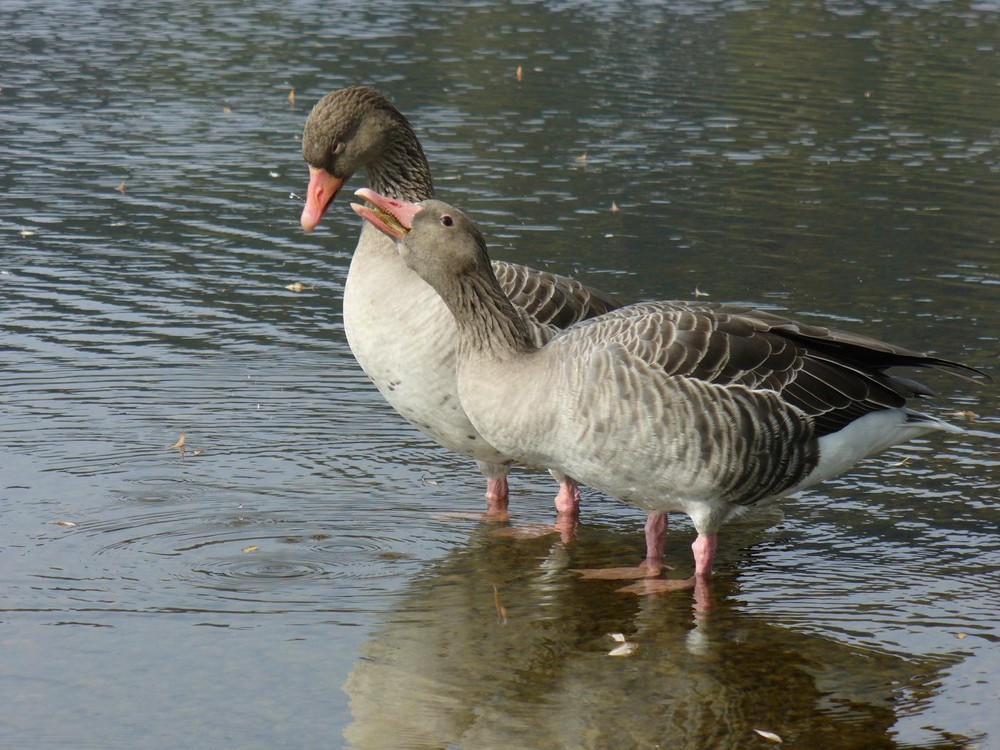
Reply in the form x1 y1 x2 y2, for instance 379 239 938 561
550 300 975 438
491 262 621 344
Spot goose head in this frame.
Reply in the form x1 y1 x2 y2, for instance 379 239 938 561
350 188 491 293
300 86 431 232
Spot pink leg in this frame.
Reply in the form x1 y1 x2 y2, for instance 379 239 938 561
491 472 580 542
691 533 718 578
553 477 581 516
578 519 716 607
643 512 669 576
574 512 673 581
484 475 509 516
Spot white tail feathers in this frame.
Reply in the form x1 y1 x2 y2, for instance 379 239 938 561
799 408 962 491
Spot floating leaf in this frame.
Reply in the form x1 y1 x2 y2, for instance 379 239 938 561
52 520 77 527
608 632 638 656
170 432 186 450
242 545 260 554
946 410 978 421
608 642 638 657
956 632 968 639
116 180 126 194
288 87 296 107
285 282 314 292
515 65 523 82
753 729 783 744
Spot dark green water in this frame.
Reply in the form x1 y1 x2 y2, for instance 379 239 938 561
1 1 997 748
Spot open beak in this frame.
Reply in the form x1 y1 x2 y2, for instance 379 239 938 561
350 187 423 239
300 166 345 232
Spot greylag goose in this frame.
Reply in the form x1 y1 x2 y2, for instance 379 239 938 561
300 86 620 516
352 189 982 597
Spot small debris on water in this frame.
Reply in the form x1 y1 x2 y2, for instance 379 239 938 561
116 180 126 194
493 584 508 625
753 729 783 743
610 201 620 213
242 545 260 554
51 520 77 528
285 282 314 292
693 286 710 297
170 431 199 460
288 87 296 107
515 65 523 82
946 410 978 421
608 642 638 657
607 633 638 656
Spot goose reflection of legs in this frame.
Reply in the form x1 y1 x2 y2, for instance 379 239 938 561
574 512 717 610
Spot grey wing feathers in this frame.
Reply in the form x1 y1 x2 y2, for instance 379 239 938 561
492 261 621 331
554 301 981 438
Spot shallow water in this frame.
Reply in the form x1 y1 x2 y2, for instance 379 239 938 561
2 1 998 748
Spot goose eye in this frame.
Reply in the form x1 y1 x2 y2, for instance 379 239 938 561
331 140 345 156
440 215 454 227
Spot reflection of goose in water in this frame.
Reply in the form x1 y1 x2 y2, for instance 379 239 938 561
342 526 972 750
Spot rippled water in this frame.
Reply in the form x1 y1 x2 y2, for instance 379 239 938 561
2 1 998 748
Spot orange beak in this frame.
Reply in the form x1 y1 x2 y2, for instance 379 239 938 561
350 188 423 239
300 166 345 232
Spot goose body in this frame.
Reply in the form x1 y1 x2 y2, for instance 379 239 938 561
449 302 960 525
354 191 979 595
300 87 618 512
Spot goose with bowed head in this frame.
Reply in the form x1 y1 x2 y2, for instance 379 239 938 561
300 86 620 518
352 188 982 599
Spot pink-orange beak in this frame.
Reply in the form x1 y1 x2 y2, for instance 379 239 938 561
300 166 346 232
350 187 423 239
